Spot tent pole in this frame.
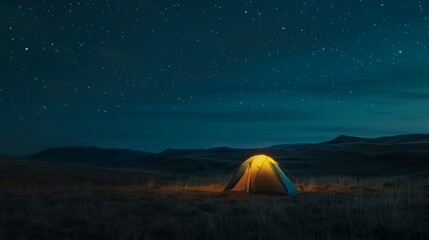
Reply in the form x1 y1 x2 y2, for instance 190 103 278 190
246 163 251 192
279 163 301 185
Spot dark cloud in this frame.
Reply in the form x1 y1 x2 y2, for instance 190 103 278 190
301 126 405 136
364 110 393 115
393 91 429 100
105 108 318 122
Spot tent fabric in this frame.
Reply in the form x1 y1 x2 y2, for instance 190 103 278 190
224 155 299 195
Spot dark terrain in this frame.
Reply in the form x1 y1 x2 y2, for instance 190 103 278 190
1 134 428 239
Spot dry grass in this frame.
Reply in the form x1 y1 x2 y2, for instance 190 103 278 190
0 159 428 240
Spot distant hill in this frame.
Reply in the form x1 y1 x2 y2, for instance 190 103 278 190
324 134 429 145
26 134 429 176
268 143 310 150
361 134 429 144
324 135 368 144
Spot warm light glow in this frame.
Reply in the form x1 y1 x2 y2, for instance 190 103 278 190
226 154 299 194
243 154 277 166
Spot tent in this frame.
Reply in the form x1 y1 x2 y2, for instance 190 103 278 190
224 154 299 195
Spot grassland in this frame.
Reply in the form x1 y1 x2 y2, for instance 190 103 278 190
0 158 428 240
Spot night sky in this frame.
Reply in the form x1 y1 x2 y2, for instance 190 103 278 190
1 0 428 154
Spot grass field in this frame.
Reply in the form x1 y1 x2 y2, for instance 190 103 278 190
0 158 428 240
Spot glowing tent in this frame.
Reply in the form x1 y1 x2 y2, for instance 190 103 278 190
224 154 299 195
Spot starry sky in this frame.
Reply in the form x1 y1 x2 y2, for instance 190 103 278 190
1 0 428 154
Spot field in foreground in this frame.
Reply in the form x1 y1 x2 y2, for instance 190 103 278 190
0 158 428 240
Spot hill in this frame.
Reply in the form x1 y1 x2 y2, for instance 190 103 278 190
27 134 429 176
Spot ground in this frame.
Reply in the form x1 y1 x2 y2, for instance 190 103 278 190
0 158 428 240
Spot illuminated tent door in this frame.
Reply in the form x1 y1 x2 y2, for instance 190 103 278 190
224 154 298 195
